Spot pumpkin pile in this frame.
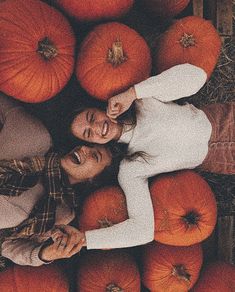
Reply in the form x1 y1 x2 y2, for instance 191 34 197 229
0 0 230 292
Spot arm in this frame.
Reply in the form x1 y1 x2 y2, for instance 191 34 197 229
1 238 47 266
107 64 207 119
0 93 52 160
1 225 84 266
134 63 207 101
85 161 155 249
0 156 45 197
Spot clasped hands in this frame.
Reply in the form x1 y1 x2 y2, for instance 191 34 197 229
39 225 86 262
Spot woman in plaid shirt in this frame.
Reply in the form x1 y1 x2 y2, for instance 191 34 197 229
0 93 119 268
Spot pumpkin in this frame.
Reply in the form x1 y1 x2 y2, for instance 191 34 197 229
142 0 190 19
0 264 69 291
55 0 134 22
142 242 203 292
79 186 128 231
150 170 217 246
77 250 141 292
0 0 75 103
76 22 151 101
154 16 221 78
192 261 235 292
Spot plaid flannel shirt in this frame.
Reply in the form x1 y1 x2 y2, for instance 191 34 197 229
0 152 78 237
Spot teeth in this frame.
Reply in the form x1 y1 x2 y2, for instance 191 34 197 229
102 121 108 136
74 151 81 164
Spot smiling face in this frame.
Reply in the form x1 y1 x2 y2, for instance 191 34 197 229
70 108 123 144
60 145 112 184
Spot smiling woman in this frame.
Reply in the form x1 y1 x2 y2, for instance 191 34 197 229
71 108 123 144
60 145 112 184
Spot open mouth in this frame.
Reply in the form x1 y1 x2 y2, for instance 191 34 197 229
70 149 82 165
102 121 109 137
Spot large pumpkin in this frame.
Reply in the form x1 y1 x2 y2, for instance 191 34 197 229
142 242 203 292
77 250 141 292
150 170 217 246
142 0 190 19
76 22 151 101
55 0 134 22
0 0 75 103
154 16 221 78
0 264 69 291
192 262 235 292
79 186 128 231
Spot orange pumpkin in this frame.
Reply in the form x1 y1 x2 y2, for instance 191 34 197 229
79 186 128 231
0 264 69 291
55 0 134 22
0 0 75 103
143 0 190 18
192 261 235 292
77 250 141 292
142 242 203 292
150 170 217 246
154 16 221 78
76 22 151 101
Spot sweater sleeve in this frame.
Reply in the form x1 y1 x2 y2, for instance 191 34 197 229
85 161 155 249
1 238 48 266
134 63 207 102
0 93 52 160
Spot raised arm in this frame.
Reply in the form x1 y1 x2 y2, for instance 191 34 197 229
134 63 207 101
84 161 155 249
0 156 45 196
107 64 207 119
0 93 52 160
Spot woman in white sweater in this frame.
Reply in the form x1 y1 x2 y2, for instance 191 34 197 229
69 63 234 249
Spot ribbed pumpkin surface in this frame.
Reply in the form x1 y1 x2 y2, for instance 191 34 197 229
0 0 75 103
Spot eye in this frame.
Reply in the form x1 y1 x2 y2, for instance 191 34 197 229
90 113 95 123
87 129 91 138
92 152 99 162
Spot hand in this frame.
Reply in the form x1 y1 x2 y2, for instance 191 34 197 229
107 87 137 120
39 225 86 262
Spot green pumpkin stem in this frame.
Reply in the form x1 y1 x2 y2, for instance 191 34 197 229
106 283 123 292
172 264 191 282
179 33 196 48
37 37 58 60
107 40 127 67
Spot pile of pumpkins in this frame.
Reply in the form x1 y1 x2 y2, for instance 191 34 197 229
0 0 233 292
0 0 221 103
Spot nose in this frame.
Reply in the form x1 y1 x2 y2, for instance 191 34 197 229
81 146 93 158
93 120 102 136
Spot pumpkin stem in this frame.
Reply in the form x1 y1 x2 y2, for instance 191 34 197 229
37 37 58 60
106 283 123 292
98 217 113 228
179 33 196 48
182 211 200 227
172 264 191 283
107 40 127 67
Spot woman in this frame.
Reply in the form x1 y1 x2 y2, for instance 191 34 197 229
0 143 115 266
68 63 235 249
0 93 120 267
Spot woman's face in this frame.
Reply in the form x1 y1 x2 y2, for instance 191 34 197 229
61 145 112 184
71 108 122 144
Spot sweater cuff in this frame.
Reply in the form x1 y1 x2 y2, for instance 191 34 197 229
31 245 53 266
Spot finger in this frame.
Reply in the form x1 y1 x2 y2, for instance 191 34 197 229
68 238 85 257
64 232 77 253
57 234 69 251
51 230 65 242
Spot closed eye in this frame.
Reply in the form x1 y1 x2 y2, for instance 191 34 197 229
83 128 91 139
92 152 99 162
